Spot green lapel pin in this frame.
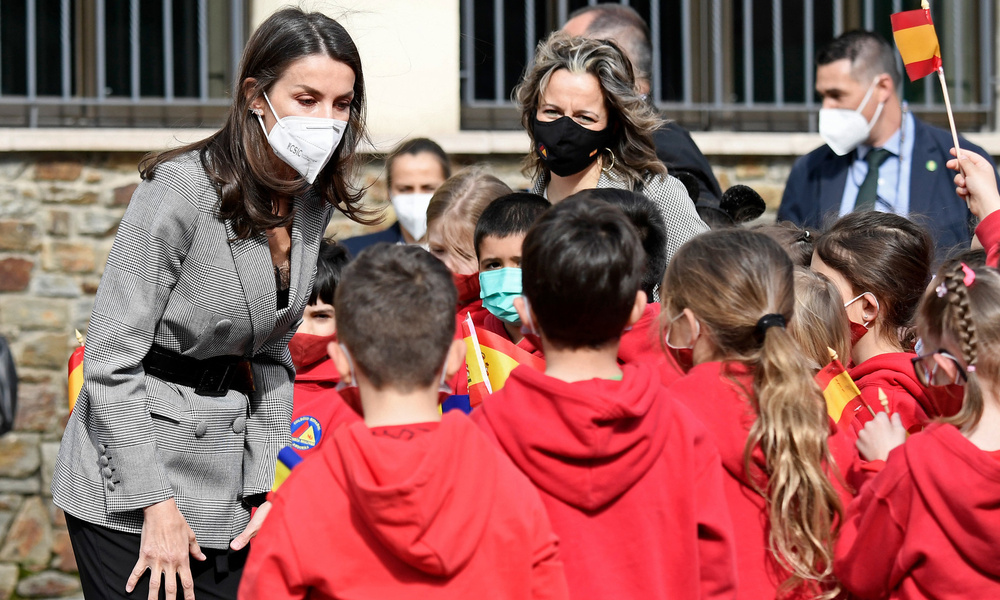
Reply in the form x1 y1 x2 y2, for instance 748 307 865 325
926 160 938 172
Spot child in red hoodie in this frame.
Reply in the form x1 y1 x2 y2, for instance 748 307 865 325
564 188 683 387
473 192 551 357
949 148 1000 268
836 261 1000 599
474 197 738 600
812 211 936 438
284 240 360 459
240 244 569 600
662 229 851 599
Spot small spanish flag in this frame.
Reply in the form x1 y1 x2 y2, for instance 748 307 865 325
271 445 304 493
890 7 942 82
815 349 868 430
461 313 545 407
67 330 85 413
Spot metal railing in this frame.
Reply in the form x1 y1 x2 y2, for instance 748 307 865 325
0 0 245 127
460 0 995 132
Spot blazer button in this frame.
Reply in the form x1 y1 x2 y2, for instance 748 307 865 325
195 422 208 438
99 456 110 467
106 481 115 492
232 416 247 434
98 444 106 454
102 467 113 479
214 319 233 337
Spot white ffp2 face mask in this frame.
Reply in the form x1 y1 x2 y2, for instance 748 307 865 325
390 192 434 241
818 77 884 156
257 91 348 184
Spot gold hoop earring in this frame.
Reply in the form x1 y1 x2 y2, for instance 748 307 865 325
602 149 616 173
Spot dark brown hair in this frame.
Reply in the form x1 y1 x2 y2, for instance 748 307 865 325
521 196 643 349
661 229 842 597
752 221 815 267
141 8 374 239
815 211 933 348
335 244 457 391
386 138 451 192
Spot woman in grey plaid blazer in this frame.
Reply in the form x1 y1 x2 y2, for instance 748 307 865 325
51 9 374 600
519 33 709 263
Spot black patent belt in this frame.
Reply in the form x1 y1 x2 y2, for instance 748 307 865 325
141 345 255 397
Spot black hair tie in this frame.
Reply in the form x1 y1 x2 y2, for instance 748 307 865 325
754 313 786 343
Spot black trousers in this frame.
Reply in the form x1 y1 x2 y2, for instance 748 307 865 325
66 514 247 599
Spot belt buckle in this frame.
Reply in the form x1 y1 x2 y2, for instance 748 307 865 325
195 363 232 397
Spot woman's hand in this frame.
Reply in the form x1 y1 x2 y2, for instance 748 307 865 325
126 498 206 600
230 500 272 551
948 148 1000 221
856 412 907 462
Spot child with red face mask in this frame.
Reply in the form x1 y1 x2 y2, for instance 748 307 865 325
811 212 936 440
835 261 1000 599
426 167 512 318
662 229 850 600
275 240 360 490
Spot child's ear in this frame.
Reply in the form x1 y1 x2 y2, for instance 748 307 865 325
626 290 648 327
443 339 467 380
513 296 532 328
861 293 880 324
328 341 352 384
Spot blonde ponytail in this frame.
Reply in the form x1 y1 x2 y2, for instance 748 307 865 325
662 229 844 598
749 325 842 598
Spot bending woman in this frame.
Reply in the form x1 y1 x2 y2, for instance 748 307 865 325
51 9 370 600
517 32 708 262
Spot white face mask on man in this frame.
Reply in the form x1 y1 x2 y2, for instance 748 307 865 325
818 76 884 156
390 193 434 241
256 91 348 184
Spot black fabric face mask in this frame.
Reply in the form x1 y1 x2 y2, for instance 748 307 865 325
532 115 612 177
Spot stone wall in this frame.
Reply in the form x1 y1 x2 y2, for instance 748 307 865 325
0 150 793 598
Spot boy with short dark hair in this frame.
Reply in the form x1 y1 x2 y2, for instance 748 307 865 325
472 198 737 600
563 188 682 386
240 244 569 600
473 192 550 353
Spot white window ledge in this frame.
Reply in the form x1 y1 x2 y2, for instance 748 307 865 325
1 128 998 157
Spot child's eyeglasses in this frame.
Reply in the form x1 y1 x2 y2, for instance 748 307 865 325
910 350 968 387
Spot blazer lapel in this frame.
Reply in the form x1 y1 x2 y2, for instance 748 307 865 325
818 152 851 223
224 218 277 356
907 119 940 217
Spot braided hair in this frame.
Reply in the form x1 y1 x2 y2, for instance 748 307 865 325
918 262 1000 430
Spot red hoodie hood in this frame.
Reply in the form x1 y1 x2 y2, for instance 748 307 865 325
481 363 669 511
905 423 1000 577
849 352 959 418
329 412 495 578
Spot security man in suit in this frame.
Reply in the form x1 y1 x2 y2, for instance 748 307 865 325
779 30 998 259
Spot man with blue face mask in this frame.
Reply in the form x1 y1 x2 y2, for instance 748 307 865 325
779 30 998 259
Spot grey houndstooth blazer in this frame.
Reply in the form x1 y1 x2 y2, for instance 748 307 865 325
532 168 709 263
51 152 332 549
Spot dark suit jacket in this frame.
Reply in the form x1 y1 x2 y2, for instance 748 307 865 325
655 121 723 206
778 116 998 258
341 222 405 258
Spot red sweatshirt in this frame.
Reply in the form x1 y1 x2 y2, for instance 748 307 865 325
473 363 738 600
668 361 855 599
289 357 361 454
975 209 1000 267
616 303 683 388
835 423 1000 599
846 352 937 441
240 412 569 600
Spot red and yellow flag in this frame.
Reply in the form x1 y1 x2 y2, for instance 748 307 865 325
890 8 942 82
816 352 867 430
461 314 545 407
67 330 84 413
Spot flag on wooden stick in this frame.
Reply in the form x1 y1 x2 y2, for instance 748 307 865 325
890 7 942 82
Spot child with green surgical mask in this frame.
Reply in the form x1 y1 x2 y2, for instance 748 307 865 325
473 193 551 352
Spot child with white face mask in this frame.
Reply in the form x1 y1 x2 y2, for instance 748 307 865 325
812 211 936 443
342 138 450 257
